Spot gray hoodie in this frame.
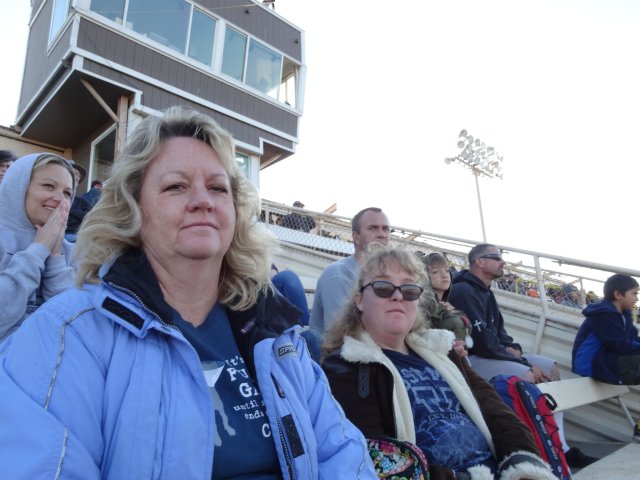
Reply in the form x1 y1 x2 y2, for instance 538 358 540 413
0 153 76 342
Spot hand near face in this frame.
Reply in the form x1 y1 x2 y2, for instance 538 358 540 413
34 199 70 255
453 339 468 357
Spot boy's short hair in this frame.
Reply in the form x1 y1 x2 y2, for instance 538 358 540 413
603 274 639 301
422 252 448 270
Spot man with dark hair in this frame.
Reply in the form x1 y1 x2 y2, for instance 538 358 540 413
0 150 16 184
449 243 597 468
309 207 390 334
450 244 558 383
280 200 316 232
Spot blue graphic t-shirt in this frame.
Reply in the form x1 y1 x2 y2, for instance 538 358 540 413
383 349 494 473
173 304 282 480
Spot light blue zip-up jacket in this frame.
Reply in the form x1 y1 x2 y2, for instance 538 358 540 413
0 255 375 479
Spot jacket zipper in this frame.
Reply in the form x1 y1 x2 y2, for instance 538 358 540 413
274 414 295 479
106 282 181 333
272 374 295 479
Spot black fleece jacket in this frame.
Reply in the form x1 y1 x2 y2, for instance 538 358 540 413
448 270 529 365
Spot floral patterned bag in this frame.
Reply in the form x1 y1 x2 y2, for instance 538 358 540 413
367 437 429 480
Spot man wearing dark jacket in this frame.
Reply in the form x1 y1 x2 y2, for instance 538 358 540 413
448 243 597 469
448 244 557 384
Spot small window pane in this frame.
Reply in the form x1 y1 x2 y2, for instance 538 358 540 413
127 0 190 54
246 40 281 98
221 27 247 81
188 10 216 66
279 57 297 107
90 0 126 24
50 0 70 43
235 152 249 177
92 129 116 187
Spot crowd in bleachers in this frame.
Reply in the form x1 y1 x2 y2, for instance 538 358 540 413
2 118 639 479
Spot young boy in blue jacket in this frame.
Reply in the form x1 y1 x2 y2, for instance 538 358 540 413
572 273 640 385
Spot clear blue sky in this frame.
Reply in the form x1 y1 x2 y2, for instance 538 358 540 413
2 1 639 269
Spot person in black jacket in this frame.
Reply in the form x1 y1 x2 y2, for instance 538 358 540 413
448 244 558 384
448 243 597 469
280 200 316 232
65 161 91 241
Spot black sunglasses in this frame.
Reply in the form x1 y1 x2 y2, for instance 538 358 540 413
478 254 503 261
361 280 424 301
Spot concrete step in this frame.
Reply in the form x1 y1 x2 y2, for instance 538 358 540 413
572 442 640 479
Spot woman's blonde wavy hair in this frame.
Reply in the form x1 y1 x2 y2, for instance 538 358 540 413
75 106 276 310
322 246 438 358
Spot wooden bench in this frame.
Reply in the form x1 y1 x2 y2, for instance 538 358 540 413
537 376 635 427
572 442 640 479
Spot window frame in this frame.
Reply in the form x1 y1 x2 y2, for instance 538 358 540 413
87 0 300 107
49 0 72 45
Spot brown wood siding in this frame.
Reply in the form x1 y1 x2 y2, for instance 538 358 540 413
19 0 73 115
195 0 302 61
82 59 294 152
76 19 299 137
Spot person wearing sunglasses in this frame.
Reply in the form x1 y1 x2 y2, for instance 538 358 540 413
321 246 556 480
448 244 559 384
448 244 598 469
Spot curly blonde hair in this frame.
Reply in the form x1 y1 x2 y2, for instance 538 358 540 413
75 106 276 310
322 246 437 357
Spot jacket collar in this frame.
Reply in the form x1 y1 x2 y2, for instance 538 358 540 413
453 269 491 291
100 247 302 339
102 248 175 324
340 328 454 364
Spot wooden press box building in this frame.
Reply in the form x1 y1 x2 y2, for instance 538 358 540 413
10 0 305 192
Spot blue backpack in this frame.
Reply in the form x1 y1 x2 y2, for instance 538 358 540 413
490 375 570 480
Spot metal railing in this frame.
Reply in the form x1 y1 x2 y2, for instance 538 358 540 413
261 199 640 315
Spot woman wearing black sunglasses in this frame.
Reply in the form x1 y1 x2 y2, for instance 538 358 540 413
321 246 555 480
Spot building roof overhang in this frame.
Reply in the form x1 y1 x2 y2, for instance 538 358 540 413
17 69 134 149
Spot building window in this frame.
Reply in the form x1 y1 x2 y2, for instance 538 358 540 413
188 9 217 67
222 31 297 105
235 152 250 177
50 0 71 44
279 57 297 106
127 0 190 54
89 0 125 24
221 27 247 82
88 0 300 107
90 126 116 191
246 40 281 98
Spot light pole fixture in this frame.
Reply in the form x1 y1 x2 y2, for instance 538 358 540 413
444 129 503 241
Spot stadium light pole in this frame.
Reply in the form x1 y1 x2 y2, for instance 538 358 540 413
445 130 503 242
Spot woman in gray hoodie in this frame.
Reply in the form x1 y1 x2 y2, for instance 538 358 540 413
0 153 75 342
